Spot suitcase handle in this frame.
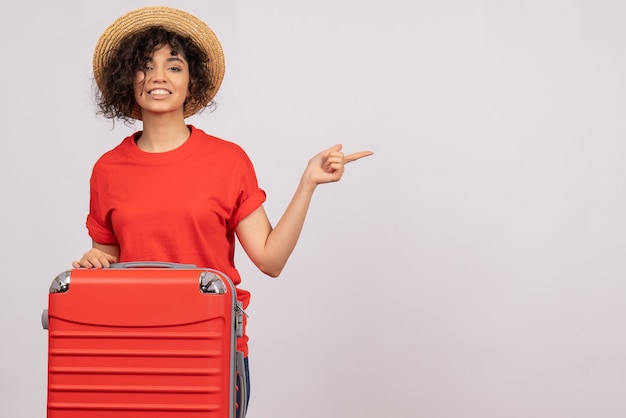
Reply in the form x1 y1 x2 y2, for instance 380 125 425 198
109 261 197 269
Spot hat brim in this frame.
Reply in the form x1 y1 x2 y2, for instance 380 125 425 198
93 6 225 120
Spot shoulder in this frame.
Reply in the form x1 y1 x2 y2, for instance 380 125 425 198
91 134 137 173
191 126 254 164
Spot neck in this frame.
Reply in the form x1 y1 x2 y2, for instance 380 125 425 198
136 113 191 153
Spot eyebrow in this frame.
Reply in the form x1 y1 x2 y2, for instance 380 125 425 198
166 56 186 64
145 56 187 65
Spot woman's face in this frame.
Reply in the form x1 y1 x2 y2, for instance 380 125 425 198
133 44 190 118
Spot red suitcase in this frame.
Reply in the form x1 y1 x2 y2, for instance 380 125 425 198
42 262 247 418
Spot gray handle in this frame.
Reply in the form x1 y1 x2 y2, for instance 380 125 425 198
109 261 197 269
41 309 48 330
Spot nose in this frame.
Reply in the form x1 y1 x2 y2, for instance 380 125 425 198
146 65 167 83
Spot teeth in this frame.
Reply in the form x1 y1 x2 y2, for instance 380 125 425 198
149 89 170 95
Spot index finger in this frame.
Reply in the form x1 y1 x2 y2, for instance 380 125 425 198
344 150 374 164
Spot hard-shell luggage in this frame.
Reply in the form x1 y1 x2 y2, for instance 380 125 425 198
41 262 247 418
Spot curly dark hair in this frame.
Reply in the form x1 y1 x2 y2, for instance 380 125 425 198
96 26 215 122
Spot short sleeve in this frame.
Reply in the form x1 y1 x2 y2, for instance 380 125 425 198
229 153 267 229
85 167 118 245
230 188 267 229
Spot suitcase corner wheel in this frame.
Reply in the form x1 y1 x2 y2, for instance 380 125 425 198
42 269 71 330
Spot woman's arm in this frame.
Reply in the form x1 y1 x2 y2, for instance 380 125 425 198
236 144 372 277
72 241 120 268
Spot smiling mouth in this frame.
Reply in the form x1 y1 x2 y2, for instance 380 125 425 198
148 89 171 95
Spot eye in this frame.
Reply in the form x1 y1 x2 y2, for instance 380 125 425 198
168 66 182 72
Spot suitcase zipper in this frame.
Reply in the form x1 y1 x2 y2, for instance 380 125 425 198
234 302 248 338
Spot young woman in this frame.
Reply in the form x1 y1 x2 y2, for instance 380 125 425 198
73 6 372 415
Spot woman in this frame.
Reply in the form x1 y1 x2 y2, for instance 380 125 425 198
73 6 372 416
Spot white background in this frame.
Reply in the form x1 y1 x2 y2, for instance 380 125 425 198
2 1 626 417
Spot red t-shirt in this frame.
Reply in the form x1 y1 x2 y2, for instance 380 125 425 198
86 125 266 356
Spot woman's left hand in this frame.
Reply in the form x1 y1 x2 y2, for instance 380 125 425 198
304 144 373 185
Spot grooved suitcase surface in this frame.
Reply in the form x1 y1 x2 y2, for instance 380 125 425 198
45 268 235 418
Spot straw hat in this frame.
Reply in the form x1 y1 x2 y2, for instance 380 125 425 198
92 6 225 119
